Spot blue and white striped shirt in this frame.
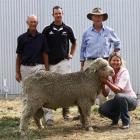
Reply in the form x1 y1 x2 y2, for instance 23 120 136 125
80 25 121 61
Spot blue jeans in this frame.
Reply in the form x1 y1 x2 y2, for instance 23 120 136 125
99 94 137 125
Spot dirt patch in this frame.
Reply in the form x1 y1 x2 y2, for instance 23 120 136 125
0 99 140 140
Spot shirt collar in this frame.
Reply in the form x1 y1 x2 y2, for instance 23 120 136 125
27 29 39 37
51 22 65 27
91 25 105 31
50 22 65 28
117 67 127 76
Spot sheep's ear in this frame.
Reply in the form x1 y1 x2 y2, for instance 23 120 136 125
93 69 97 73
84 67 90 72
85 67 96 73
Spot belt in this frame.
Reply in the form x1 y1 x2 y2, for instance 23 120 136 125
87 57 109 60
22 63 41 66
49 57 65 65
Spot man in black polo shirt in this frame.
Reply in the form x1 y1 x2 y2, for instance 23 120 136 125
42 6 77 124
16 15 49 83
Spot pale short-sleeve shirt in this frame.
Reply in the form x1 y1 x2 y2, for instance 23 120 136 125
111 67 137 98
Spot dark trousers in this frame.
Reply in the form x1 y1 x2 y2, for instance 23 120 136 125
62 107 69 118
99 94 137 125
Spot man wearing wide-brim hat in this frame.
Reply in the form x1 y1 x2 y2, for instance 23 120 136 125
80 7 121 71
80 7 121 106
87 7 108 21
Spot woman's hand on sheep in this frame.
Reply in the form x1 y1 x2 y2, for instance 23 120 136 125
100 78 108 84
101 83 109 97
100 78 124 93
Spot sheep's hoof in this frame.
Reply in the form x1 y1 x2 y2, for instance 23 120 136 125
37 125 44 130
85 126 93 131
20 131 28 140
75 123 83 129
45 119 54 126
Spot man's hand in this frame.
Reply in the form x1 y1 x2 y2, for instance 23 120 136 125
45 65 49 71
67 54 73 59
16 72 22 82
80 61 85 71
80 66 84 72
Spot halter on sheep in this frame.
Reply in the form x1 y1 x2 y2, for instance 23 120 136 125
20 58 114 136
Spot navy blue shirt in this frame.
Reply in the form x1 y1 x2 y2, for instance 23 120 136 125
16 30 49 65
42 22 76 64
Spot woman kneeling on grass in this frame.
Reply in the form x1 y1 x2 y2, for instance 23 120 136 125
99 52 137 129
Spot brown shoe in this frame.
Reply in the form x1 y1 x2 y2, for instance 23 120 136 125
64 115 70 121
73 115 80 120
62 108 70 120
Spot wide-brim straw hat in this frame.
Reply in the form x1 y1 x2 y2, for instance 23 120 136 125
87 7 108 21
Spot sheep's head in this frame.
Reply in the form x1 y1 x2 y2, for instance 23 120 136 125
85 58 114 78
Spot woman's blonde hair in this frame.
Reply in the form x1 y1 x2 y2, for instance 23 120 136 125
108 52 126 67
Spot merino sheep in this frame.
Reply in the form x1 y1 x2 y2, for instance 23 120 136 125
20 58 114 136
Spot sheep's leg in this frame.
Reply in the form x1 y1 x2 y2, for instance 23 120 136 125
78 106 85 127
79 102 93 131
20 100 32 137
33 107 44 129
34 117 41 129
84 113 93 131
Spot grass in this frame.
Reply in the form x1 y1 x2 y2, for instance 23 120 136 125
0 99 140 140
0 117 20 140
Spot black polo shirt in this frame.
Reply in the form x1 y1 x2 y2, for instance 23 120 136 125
16 30 49 65
42 22 76 64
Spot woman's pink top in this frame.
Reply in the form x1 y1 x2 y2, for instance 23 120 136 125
112 67 137 98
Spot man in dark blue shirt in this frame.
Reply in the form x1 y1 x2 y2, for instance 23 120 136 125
16 15 49 132
16 15 49 82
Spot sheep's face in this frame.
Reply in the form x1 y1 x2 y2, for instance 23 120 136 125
97 65 114 79
87 58 114 78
